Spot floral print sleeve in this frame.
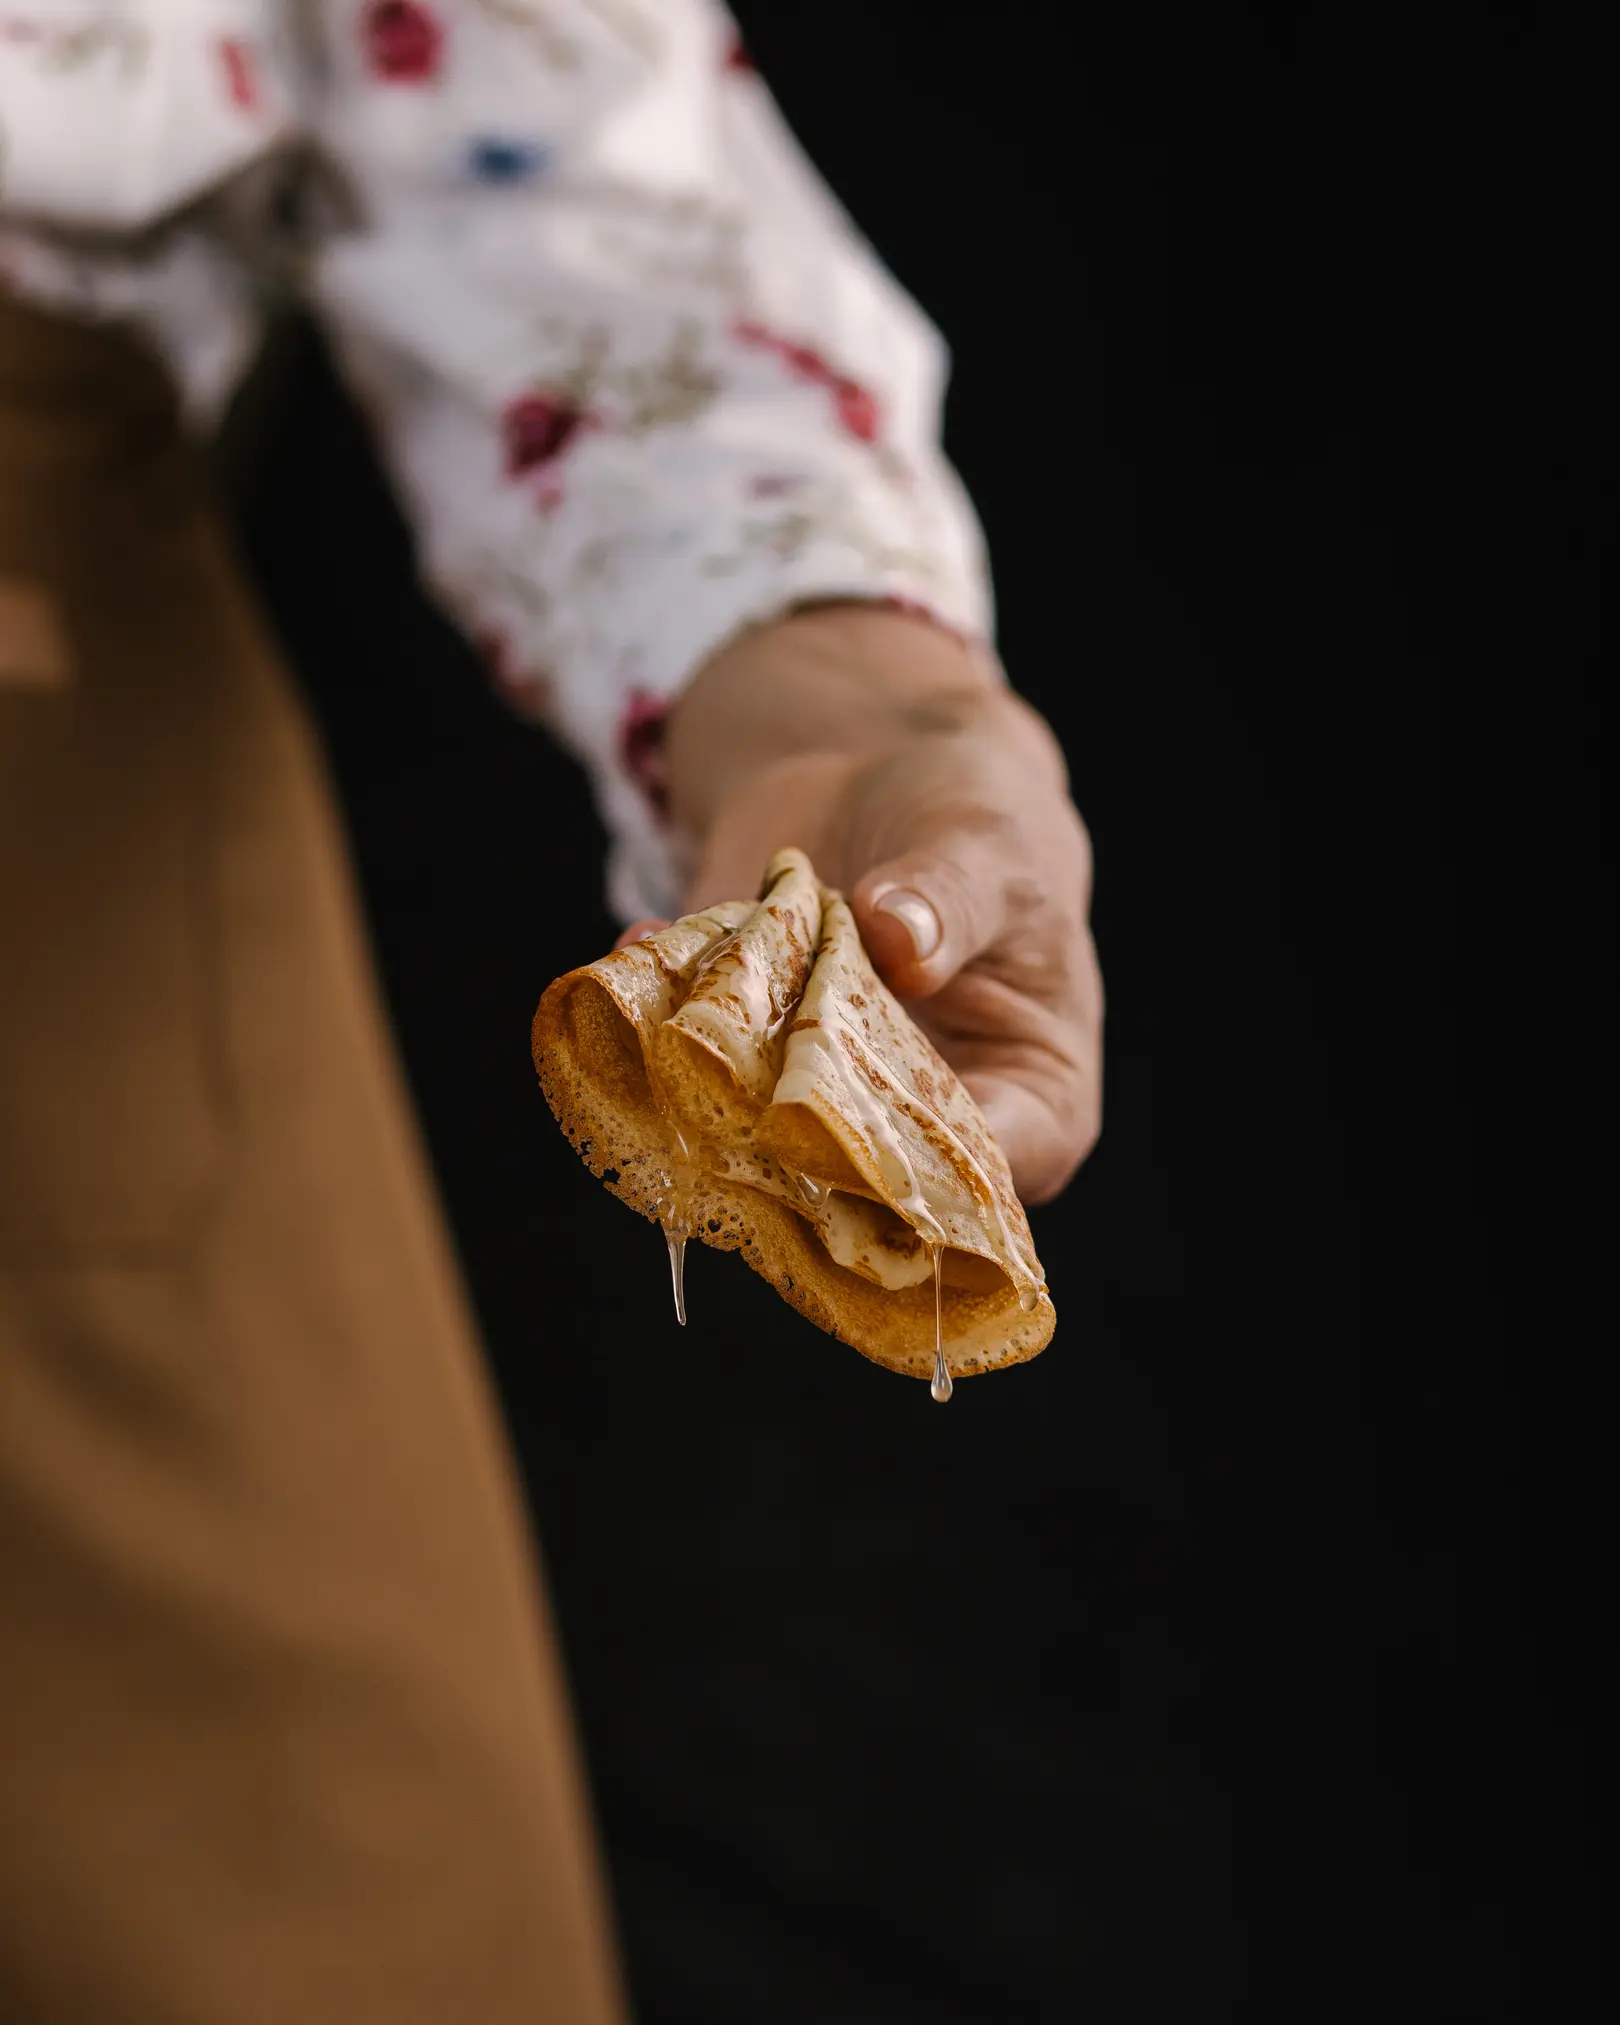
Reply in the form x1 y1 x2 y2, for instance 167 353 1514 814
0 1 994 920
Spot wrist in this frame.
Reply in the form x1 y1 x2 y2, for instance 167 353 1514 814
667 601 1002 840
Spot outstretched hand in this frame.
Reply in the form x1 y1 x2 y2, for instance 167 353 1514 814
618 605 1103 1204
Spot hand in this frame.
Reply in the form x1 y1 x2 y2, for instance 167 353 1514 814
625 605 1104 1204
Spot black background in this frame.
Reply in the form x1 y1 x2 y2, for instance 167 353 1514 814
229 7 1601 2020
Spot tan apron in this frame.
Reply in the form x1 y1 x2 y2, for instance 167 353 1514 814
0 295 628 2025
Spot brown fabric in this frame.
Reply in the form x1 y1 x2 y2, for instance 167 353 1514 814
0 576 72 690
0 296 629 2025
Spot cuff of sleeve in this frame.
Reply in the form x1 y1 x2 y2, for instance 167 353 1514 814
589 548 994 923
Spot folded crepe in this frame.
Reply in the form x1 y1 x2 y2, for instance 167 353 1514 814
531 848 1053 1387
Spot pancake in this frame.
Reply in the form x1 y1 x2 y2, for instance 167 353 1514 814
532 848 1053 1386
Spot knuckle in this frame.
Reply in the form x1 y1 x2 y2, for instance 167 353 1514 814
916 850 995 957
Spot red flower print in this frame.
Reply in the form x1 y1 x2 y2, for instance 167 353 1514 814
617 689 671 817
501 393 592 480
784 342 829 381
731 319 821 379
832 376 881 444
217 38 259 111
730 317 883 445
361 1 444 85
724 35 755 73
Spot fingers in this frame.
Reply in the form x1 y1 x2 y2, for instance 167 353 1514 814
852 821 1032 1000
967 1077 1093 1206
845 718 1089 1003
921 932 1105 1203
833 736 1101 1199
613 917 669 949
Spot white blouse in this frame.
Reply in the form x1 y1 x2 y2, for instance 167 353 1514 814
0 0 993 920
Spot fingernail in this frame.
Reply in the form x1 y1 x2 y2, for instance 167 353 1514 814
873 887 942 960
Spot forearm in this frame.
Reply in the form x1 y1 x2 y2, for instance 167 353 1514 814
666 604 1066 851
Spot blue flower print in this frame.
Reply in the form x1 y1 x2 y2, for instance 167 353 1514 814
466 137 551 186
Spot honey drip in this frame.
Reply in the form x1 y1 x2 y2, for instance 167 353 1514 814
666 1229 688 1327
646 1054 698 1329
929 1244 952 1403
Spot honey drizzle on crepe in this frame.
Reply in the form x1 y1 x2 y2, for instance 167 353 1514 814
540 853 1051 1372
647 987 1046 1366
790 1001 1049 1312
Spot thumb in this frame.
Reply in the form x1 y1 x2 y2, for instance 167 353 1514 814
851 834 1016 1000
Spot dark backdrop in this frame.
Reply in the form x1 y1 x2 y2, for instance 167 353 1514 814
228 7 1598 2020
